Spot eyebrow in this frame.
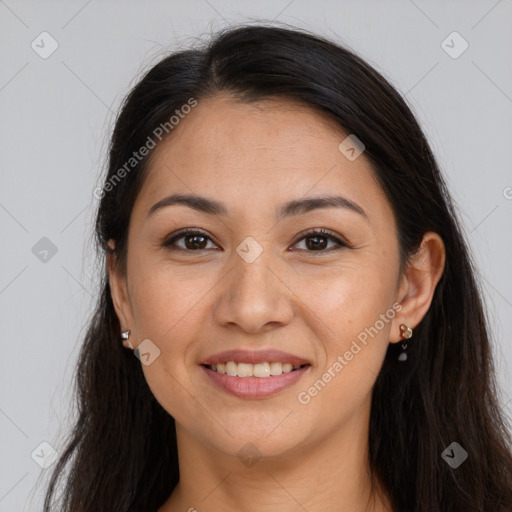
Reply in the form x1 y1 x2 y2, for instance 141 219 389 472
147 193 367 220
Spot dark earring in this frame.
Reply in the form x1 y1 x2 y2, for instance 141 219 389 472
398 324 413 361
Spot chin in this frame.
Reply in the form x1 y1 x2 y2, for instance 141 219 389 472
194 410 313 460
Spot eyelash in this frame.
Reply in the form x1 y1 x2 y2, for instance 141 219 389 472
161 228 350 254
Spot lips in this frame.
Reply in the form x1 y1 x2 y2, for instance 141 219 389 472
200 349 312 399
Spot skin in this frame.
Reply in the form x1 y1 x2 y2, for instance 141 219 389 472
108 94 445 512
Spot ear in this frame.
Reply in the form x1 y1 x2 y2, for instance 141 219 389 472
389 232 446 343
106 240 136 349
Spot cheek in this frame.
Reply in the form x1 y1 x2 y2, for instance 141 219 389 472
292 259 397 408
128 256 218 344
294 256 398 345
125 260 212 414
293 286 395 434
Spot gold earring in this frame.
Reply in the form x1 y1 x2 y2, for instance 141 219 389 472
398 324 413 362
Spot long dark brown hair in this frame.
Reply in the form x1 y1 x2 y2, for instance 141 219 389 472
43 24 512 511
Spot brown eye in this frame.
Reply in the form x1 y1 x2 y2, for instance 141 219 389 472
305 235 328 250
162 229 217 251
292 229 348 253
183 234 208 250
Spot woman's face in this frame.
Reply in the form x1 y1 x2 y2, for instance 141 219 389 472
111 94 407 460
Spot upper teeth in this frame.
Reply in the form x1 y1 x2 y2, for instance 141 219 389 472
210 361 302 377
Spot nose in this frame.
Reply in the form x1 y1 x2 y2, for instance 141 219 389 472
213 247 294 334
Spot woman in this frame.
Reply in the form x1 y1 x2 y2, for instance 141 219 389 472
44 24 512 511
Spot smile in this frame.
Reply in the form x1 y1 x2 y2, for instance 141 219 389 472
205 361 308 378
200 363 311 399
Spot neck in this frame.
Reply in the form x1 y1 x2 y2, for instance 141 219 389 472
159 398 392 512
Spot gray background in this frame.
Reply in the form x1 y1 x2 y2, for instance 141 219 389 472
1 0 511 510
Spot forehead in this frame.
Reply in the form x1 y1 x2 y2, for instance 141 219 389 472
150 94 346 160
134 94 393 226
